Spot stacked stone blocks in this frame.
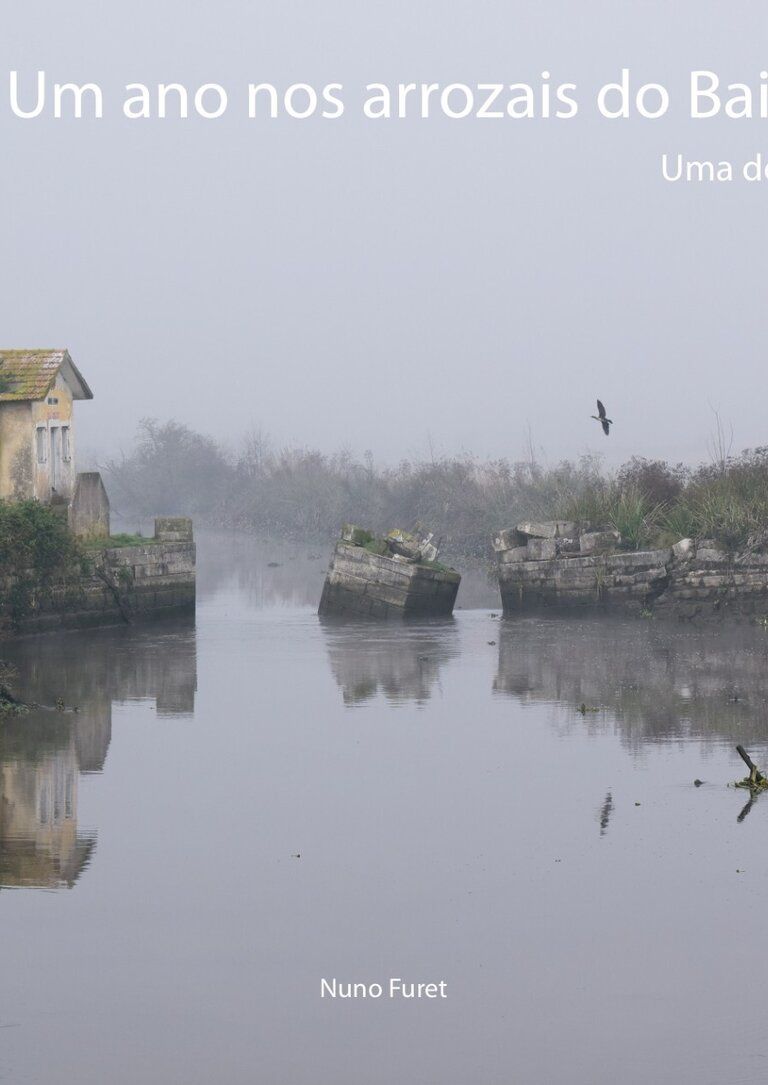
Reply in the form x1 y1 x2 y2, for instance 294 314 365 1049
320 539 460 619
495 520 768 619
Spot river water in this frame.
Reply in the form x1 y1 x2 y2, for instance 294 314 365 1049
1 532 768 1084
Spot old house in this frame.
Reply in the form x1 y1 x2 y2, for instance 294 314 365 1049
0 349 93 502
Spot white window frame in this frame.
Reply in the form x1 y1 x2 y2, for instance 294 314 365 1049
35 425 47 464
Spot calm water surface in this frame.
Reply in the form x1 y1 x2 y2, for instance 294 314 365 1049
2 532 768 1084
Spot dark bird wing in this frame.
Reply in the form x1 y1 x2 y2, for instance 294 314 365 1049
601 418 610 436
596 399 607 420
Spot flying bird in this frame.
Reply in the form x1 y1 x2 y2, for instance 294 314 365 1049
592 399 613 436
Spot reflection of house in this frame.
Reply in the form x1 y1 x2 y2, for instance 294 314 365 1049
0 349 93 503
0 739 95 889
0 615 197 890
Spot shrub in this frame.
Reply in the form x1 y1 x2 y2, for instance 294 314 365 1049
0 500 79 576
608 488 663 551
0 501 81 627
616 457 687 506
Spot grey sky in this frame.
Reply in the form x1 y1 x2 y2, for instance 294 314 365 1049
1 1 766 468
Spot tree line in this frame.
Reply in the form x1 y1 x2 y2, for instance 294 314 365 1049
102 419 768 559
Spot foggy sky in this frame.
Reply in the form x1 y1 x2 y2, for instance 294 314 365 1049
1 1 767 469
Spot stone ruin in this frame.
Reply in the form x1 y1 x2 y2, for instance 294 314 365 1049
319 524 461 619
493 519 768 620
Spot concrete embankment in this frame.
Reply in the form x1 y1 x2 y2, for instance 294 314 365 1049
495 520 768 620
0 517 195 635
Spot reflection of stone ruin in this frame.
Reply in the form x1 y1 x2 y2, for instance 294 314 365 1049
0 616 197 889
322 621 458 705
494 615 768 748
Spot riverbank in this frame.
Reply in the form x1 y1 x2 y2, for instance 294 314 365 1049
0 516 195 636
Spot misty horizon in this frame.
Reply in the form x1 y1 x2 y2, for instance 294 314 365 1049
2 2 767 473
77 405 744 476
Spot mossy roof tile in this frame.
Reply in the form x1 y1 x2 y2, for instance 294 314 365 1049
0 350 93 401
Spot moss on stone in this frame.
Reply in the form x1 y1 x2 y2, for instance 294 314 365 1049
82 533 160 550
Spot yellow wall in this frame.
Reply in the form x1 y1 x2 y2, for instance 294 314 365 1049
0 375 76 501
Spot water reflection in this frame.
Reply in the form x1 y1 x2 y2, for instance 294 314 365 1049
494 615 768 748
0 724 95 889
195 531 327 608
598 790 613 836
321 618 459 706
0 618 196 889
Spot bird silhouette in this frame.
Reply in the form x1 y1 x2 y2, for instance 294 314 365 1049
592 399 612 436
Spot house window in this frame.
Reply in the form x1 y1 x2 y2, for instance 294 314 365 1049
61 426 71 461
47 397 58 405
35 426 46 463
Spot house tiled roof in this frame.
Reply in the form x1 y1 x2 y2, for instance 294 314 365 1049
0 350 93 401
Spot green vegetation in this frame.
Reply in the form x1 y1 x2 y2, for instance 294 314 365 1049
417 558 453 573
362 537 388 556
82 532 157 550
358 532 452 571
0 499 79 573
103 420 768 557
0 500 83 627
558 453 768 553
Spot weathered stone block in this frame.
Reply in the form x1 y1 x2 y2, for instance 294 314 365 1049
319 540 459 618
580 530 621 554
516 520 578 539
672 538 694 560
499 546 529 564
527 539 557 561
154 517 194 542
606 549 670 570
697 547 729 563
492 528 526 552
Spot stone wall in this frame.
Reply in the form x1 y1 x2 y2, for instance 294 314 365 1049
495 520 768 620
0 518 196 635
652 541 768 621
320 540 460 619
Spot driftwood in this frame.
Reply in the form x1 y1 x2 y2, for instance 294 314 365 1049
734 745 768 790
